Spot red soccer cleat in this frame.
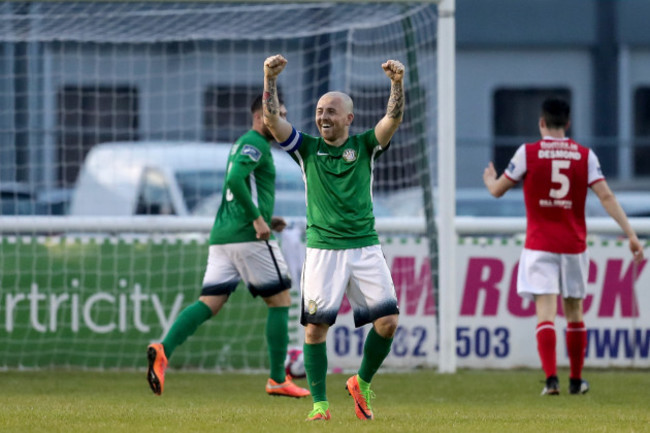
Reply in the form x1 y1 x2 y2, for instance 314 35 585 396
146 343 168 396
266 375 310 398
346 375 375 420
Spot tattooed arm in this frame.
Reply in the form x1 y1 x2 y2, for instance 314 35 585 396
263 54 293 143
374 59 405 148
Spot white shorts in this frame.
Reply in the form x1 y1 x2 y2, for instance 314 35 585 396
301 245 399 327
517 248 589 301
201 240 291 298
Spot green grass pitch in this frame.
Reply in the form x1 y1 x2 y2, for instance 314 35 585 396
1 369 648 433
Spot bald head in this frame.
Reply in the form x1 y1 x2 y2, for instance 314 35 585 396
319 91 354 115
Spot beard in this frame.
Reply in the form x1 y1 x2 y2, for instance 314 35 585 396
261 126 275 140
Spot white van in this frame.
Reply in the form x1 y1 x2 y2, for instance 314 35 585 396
70 141 305 217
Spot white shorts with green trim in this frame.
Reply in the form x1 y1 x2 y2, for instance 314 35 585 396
517 248 589 301
201 240 291 298
301 245 399 327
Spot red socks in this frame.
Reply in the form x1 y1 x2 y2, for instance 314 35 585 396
536 321 557 378
536 321 587 380
566 321 587 380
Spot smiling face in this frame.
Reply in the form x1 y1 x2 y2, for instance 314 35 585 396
315 92 354 146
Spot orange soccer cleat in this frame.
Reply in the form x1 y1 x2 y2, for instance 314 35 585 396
265 375 310 398
146 343 168 396
345 375 375 420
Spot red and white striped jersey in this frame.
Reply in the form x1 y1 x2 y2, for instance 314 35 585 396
504 137 604 254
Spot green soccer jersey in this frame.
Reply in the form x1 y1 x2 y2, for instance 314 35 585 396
209 130 276 245
291 129 386 249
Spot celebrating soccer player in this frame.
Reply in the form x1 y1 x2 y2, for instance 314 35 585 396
262 54 405 421
483 97 645 396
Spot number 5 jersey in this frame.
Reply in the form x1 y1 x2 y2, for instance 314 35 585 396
504 137 605 254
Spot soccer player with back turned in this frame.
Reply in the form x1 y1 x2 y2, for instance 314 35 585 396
146 95 309 399
483 97 645 395
263 54 405 421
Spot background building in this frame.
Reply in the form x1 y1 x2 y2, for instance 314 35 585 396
1 0 649 211
456 0 650 189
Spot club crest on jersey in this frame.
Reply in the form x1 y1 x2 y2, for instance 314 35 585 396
307 300 318 315
241 144 261 161
507 161 515 172
342 148 356 162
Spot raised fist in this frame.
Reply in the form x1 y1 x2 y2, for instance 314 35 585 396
264 54 288 79
382 60 405 82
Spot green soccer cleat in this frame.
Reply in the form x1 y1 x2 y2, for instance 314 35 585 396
306 407 331 421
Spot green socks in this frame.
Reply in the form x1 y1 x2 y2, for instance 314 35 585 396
358 327 393 384
266 306 290 383
304 341 328 402
161 300 213 358
303 329 391 404
161 301 290 385
357 374 371 393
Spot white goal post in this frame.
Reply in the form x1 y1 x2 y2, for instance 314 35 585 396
436 0 456 374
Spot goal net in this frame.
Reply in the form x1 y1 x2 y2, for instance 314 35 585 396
0 1 439 371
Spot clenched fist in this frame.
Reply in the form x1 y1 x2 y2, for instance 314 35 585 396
264 54 288 79
382 60 405 82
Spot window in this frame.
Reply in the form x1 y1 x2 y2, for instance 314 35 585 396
349 85 420 192
493 88 571 172
204 86 281 143
634 87 650 176
135 168 175 215
58 86 138 186
175 169 224 214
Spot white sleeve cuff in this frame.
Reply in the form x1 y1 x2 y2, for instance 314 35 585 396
278 127 302 153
